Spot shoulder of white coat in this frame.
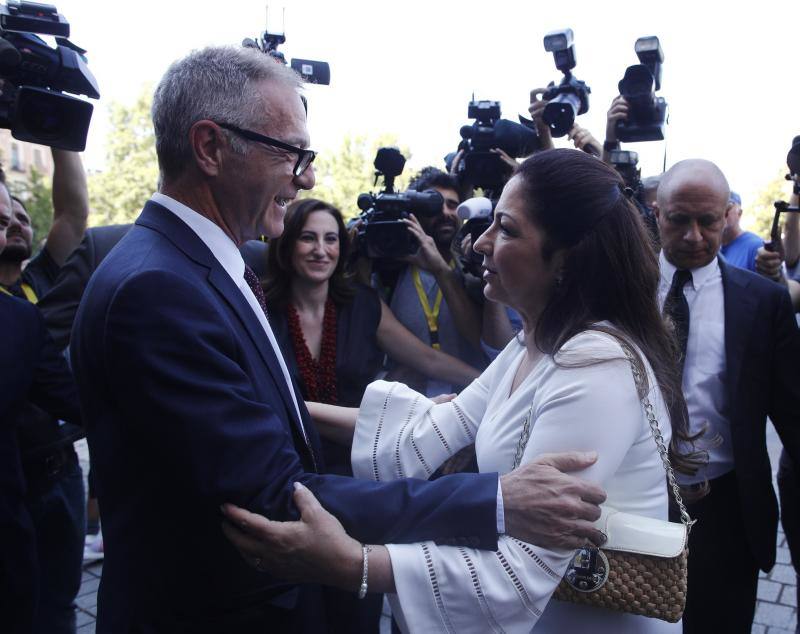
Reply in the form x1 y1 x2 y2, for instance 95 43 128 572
554 329 628 367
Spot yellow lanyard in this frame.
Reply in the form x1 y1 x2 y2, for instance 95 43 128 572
0 283 38 303
411 265 446 350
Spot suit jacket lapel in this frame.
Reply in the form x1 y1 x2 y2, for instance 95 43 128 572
720 258 756 409
206 267 306 429
136 202 313 458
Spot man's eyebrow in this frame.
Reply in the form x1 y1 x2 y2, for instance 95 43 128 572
283 135 310 148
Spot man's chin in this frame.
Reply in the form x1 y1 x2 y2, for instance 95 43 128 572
434 229 457 247
260 220 285 240
671 251 715 270
0 244 30 263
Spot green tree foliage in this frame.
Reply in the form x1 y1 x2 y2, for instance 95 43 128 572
745 168 794 239
8 166 53 239
88 85 159 226
308 133 412 220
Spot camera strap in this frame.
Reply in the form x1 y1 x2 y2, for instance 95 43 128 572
411 264 451 350
0 282 38 303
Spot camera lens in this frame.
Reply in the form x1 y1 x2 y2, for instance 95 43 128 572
543 94 581 138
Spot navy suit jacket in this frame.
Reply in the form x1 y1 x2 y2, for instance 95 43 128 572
37 223 269 353
1 294 81 632
71 202 499 632
717 259 800 571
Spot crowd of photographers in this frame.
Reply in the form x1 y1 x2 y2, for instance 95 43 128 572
1 8 800 632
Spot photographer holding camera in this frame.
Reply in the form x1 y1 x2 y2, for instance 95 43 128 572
0 149 88 297
380 167 487 396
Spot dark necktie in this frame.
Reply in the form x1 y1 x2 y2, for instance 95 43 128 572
663 269 692 373
243 266 269 321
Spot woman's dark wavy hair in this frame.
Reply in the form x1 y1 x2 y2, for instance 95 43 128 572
262 198 354 307
515 149 705 481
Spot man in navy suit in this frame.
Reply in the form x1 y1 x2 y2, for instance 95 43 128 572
0 183 82 633
654 159 800 634
71 46 606 633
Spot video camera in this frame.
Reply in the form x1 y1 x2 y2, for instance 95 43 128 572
243 11 330 85
455 196 494 277
356 147 444 259
456 99 539 194
0 1 99 151
541 29 590 138
615 36 667 142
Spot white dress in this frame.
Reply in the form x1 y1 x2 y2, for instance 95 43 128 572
351 329 682 633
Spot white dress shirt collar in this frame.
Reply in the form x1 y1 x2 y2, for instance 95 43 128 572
151 192 245 282
659 250 720 292
149 192 307 440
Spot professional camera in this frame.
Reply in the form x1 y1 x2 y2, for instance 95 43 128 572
608 149 641 191
356 147 444 259
615 36 667 142
243 12 330 85
541 29 590 138
0 1 99 151
456 99 540 194
455 196 494 277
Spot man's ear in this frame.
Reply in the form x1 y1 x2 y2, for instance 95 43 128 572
724 201 734 221
188 120 226 177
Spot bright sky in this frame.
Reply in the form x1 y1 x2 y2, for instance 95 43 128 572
53 0 799 213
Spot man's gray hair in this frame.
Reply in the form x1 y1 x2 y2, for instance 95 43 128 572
152 45 303 181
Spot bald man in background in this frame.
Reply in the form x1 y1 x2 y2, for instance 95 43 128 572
653 159 800 633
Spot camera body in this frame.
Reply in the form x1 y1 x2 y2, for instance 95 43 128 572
609 149 641 191
356 147 444 260
0 1 99 151
615 36 667 143
542 28 590 138
456 196 494 277
457 99 539 194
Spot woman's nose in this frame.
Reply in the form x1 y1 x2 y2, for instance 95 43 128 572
474 229 492 255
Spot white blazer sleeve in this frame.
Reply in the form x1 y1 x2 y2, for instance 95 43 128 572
350 370 490 481
385 334 655 633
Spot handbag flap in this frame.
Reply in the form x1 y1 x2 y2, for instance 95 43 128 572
596 507 687 558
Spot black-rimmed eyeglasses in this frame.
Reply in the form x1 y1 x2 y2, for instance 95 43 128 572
215 121 316 177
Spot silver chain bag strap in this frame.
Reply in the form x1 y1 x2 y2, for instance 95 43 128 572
511 340 694 623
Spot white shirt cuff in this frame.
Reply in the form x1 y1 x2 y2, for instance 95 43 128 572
496 479 505 534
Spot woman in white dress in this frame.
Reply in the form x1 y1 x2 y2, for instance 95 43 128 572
222 149 704 632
